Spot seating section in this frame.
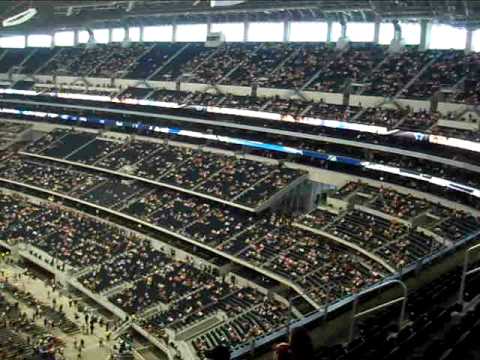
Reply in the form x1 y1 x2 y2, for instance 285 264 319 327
326 210 408 251
0 156 105 194
0 126 479 356
0 193 133 269
301 252 382 304
79 241 169 293
0 120 32 149
430 210 480 242
126 43 182 79
22 129 306 209
110 258 215 314
298 209 338 229
307 44 386 93
371 188 432 219
295 181 479 269
151 43 213 81
2 43 474 103
41 132 97 158
20 47 59 74
2 150 474 275
24 128 72 153
65 138 122 164
374 230 443 268
38 47 85 75
75 179 148 209
95 140 159 170
0 48 31 72
191 289 290 354
92 43 150 78
359 47 435 97
402 50 466 99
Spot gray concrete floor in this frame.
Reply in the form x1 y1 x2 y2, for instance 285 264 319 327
1 257 114 360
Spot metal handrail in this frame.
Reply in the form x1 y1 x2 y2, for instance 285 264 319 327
349 279 407 342
458 243 480 309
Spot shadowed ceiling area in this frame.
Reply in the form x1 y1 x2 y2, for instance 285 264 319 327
0 0 479 35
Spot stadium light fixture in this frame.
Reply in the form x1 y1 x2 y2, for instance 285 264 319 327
211 0 246 7
126 1 135 12
2 8 37 27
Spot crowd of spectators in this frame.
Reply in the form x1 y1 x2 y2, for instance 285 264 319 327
66 82 466 136
176 44 252 84
228 44 297 87
0 141 478 355
430 209 480 242
124 188 255 245
191 289 290 355
126 43 182 79
401 50 472 99
79 240 169 293
358 47 437 97
301 250 383 304
371 187 432 219
0 155 106 194
110 257 215 314
267 44 335 89
455 79 480 104
299 181 480 267
23 129 306 208
375 229 443 269
151 44 214 81
0 41 476 109
93 43 150 78
308 44 385 93
0 192 135 269
0 191 292 355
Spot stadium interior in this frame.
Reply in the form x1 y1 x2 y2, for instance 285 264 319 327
0 0 480 359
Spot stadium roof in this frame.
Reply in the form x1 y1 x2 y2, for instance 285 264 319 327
0 0 479 35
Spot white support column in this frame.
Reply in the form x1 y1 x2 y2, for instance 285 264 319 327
327 21 333 43
139 26 144 42
172 23 177 43
419 19 431 51
243 20 249 42
74 30 79 46
341 21 347 38
466 29 473 53
108 28 113 43
283 20 290 42
207 20 212 35
374 21 380 44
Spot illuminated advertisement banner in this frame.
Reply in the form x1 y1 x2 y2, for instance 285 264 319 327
2 105 479 199
429 134 480 153
0 89 392 135
1 89 479 154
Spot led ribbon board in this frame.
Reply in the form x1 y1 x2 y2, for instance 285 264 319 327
2 8 37 27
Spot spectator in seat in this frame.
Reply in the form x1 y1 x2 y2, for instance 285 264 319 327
205 345 231 360
273 327 313 360
289 327 314 360
273 342 291 360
